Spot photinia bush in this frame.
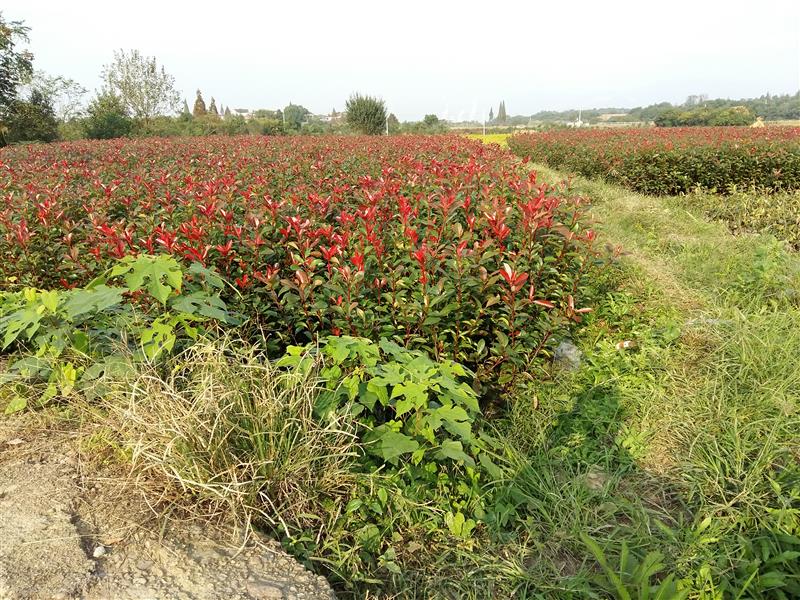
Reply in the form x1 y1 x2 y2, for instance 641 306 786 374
507 127 800 195
0 135 596 385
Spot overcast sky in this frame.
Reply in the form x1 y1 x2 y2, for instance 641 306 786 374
4 0 799 121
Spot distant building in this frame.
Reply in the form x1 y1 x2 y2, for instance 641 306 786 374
567 109 584 128
233 108 254 120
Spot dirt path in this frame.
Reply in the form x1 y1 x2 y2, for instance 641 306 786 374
0 416 335 600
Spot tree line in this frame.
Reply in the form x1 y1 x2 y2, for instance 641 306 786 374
0 12 453 145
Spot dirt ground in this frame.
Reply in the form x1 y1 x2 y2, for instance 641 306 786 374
0 414 335 600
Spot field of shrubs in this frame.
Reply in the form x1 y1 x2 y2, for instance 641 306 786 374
507 126 800 195
3 132 799 598
0 135 601 594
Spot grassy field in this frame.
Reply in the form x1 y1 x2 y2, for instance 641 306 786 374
485 164 800 598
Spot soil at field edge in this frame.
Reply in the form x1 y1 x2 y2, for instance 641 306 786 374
0 415 335 600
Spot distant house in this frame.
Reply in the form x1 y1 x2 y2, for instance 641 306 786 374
567 109 584 128
233 108 254 120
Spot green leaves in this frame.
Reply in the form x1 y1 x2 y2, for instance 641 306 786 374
366 427 420 463
0 255 231 414
62 285 124 319
297 336 484 470
106 254 183 304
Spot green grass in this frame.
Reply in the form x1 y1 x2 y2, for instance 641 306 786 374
476 165 800 599
386 145 799 597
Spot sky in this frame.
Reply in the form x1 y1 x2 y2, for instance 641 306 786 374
4 0 800 121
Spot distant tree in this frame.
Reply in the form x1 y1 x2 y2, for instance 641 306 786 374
193 89 206 117
224 106 231 118
283 103 310 131
488 107 494 122
26 71 87 121
497 101 507 123
423 114 440 127
345 93 386 135
0 13 34 145
4 89 59 143
83 91 133 139
387 112 400 134
208 97 218 117
102 49 180 121
181 98 191 118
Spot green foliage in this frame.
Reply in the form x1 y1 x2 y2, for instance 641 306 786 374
345 93 387 135
0 255 232 412
655 105 755 127
386 112 399 134
681 189 800 250
3 88 59 143
0 12 33 129
274 335 509 588
283 103 310 131
102 49 180 121
582 536 689 600
83 91 133 139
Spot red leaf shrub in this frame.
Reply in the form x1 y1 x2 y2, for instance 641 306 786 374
0 135 595 383
507 127 800 195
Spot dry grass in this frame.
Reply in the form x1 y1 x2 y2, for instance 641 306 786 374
93 336 362 542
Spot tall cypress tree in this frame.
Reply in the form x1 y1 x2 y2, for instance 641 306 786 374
489 107 494 121
209 97 219 116
181 99 191 117
193 90 207 117
497 101 507 123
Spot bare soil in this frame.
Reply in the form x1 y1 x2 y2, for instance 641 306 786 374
0 415 335 600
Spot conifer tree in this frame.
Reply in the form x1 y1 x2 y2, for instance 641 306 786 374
497 101 507 123
193 90 207 117
224 106 231 117
181 98 191 117
489 107 494 121
209 97 218 116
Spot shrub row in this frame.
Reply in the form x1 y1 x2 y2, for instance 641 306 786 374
507 127 800 195
0 135 596 386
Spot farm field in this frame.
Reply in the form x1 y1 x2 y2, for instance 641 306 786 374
508 127 800 195
1 132 800 599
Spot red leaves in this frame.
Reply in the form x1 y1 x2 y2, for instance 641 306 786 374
0 136 597 384
498 263 528 293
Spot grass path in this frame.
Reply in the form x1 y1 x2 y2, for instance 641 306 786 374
468 163 800 598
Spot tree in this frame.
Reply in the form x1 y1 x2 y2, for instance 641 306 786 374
224 106 231 118
181 98 191 118
193 90 206 117
28 72 87 122
387 113 400 134
209 97 218 116
345 93 386 135
488 107 494 122
1 13 34 145
102 49 180 121
497 101 507 123
4 89 58 143
423 114 440 127
83 91 133 139
283 103 310 131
